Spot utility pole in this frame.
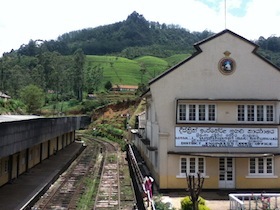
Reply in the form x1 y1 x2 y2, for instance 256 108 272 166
224 0 227 29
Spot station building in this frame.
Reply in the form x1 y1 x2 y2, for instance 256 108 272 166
132 29 280 190
0 115 89 187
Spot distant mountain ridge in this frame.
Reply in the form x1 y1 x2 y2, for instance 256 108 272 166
15 11 214 58
9 11 280 67
1 11 280 103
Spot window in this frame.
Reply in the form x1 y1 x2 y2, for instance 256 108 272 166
208 105 216 121
266 105 274 122
249 157 273 175
189 105 196 121
180 157 205 176
238 105 274 122
247 105 255 121
238 105 245 121
177 104 216 123
257 105 264 121
199 105 206 121
179 104 186 121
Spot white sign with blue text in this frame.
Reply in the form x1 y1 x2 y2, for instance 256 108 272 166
175 127 278 147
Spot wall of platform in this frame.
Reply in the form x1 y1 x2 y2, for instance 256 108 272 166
0 116 89 187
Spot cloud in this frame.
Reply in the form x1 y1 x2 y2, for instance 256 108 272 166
227 0 280 39
0 0 280 55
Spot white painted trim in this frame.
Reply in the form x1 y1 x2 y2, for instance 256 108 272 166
245 175 278 179
176 175 209 179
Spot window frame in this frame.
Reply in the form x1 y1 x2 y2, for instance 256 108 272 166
249 157 274 176
237 104 275 123
179 156 206 177
177 103 216 123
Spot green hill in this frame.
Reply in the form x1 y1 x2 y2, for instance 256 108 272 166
164 54 191 67
8 11 280 68
134 56 168 82
86 55 141 86
86 54 190 87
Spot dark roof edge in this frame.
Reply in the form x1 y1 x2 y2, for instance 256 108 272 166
252 48 280 72
149 29 280 86
140 87 151 98
148 49 202 85
197 29 280 72
194 29 258 48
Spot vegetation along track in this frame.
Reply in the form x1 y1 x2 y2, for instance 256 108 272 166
32 134 135 210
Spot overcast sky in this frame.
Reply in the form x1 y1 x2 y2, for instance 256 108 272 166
1 0 280 56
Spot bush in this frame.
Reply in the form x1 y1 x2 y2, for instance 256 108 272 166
68 99 80 107
81 100 100 112
181 196 210 210
154 196 175 210
20 84 45 114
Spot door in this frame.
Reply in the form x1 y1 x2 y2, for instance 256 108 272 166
219 158 235 188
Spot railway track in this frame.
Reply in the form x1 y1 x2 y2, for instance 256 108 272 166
31 135 135 210
32 139 101 210
94 140 120 209
94 139 136 209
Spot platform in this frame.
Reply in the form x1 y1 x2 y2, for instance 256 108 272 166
0 142 84 210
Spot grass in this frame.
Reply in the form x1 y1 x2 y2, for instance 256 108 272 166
0 99 25 114
77 178 98 210
85 54 188 88
134 56 169 82
86 55 142 86
41 100 83 116
164 54 191 67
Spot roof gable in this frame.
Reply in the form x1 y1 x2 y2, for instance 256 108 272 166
194 29 258 49
149 29 280 86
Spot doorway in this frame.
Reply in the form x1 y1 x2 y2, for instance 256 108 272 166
219 157 235 188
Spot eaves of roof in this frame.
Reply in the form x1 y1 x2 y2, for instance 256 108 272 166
167 151 279 158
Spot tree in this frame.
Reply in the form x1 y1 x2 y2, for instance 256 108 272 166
18 39 39 56
72 49 85 101
31 64 46 91
186 173 204 210
7 65 31 97
267 36 280 52
20 84 45 114
104 81 112 91
0 58 5 91
84 65 103 93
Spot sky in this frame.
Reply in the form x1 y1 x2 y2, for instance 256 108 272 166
1 0 280 56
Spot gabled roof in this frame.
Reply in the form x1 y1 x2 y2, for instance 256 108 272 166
194 29 258 48
148 29 280 86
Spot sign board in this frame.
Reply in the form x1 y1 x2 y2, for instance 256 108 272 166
175 127 278 147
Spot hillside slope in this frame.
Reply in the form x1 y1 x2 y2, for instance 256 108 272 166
86 54 190 87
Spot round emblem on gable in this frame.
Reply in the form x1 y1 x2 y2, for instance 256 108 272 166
219 58 236 74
